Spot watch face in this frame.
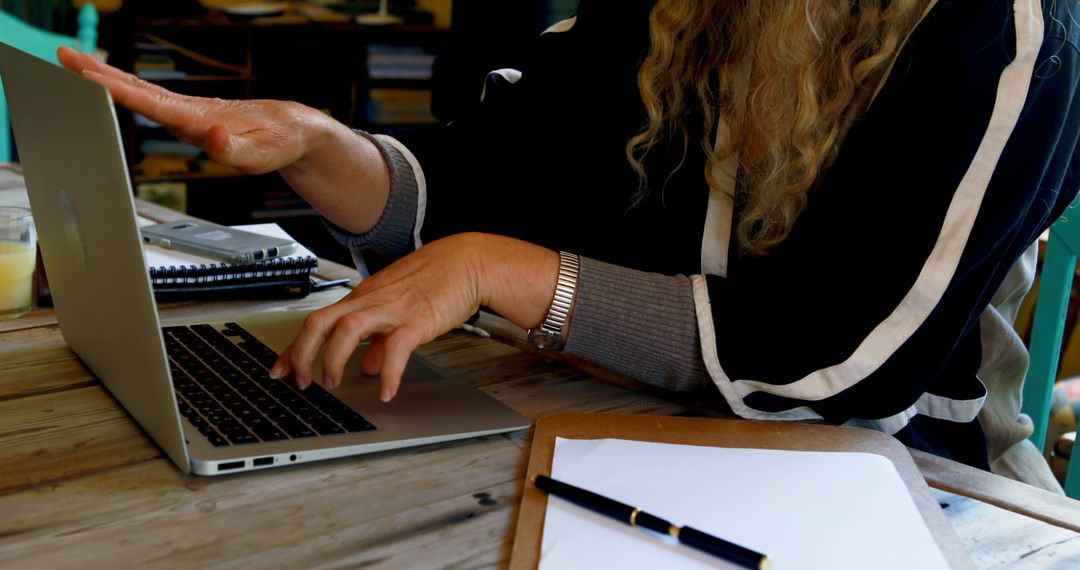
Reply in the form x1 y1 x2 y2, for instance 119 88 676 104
527 329 560 350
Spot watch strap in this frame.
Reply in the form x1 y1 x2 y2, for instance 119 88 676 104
528 251 580 350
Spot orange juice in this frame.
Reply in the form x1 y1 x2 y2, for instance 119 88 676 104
0 240 35 318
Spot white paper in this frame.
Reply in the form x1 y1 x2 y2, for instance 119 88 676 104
540 438 949 570
136 218 315 269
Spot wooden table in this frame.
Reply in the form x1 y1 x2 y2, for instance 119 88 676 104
1 200 1079 568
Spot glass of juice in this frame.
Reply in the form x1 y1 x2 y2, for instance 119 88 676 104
0 207 36 320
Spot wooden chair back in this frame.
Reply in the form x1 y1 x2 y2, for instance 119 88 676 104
1023 203 1080 497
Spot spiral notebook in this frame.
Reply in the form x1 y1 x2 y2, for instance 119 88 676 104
139 220 319 302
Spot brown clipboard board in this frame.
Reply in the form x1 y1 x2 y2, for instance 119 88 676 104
509 413 974 569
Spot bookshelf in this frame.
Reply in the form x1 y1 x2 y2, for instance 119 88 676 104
110 4 448 263
106 0 564 264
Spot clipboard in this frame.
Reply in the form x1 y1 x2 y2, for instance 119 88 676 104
510 413 974 569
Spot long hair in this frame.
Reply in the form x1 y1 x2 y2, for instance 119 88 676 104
626 0 930 256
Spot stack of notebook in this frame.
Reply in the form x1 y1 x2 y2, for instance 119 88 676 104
141 221 318 302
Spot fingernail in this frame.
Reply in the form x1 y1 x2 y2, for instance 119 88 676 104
324 375 334 390
269 363 282 379
296 376 308 390
380 386 393 403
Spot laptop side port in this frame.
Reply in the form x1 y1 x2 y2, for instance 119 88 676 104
218 461 245 471
253 457 273 467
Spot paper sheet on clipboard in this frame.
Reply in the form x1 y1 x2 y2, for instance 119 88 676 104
540 437 950 570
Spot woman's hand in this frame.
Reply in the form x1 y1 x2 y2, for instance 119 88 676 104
58 46 326 174
57 47 389 234
270 233 560 402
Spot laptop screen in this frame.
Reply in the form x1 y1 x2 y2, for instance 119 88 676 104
0 41 190 470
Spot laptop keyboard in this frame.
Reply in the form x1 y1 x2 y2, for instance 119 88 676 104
164 322 376 447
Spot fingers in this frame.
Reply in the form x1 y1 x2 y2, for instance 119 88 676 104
283 237 488 400
76 63 218 149
82 70 200 135
57 46 98 74
289 300 427 402
360 335 387 376
289 306 346 390
202 122 272 174
272 315 409 399
321 312 377 390
269 341 295 381
58 46 113 77
60 49 295 174
379 326 425 402
203 123 235 164
60 47 172 96
290 295 388 389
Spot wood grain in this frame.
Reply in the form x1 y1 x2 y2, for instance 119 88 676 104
0 433 526 568
0 326 92 400
914 448 1080 532
932 489 1080 569
0 386 160 494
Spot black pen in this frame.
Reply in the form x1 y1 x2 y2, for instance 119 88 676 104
533 474 771 569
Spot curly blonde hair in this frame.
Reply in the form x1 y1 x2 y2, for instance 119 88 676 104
627 0 931 256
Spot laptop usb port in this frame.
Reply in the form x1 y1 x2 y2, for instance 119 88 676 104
253 457 273 467
219 461 245 471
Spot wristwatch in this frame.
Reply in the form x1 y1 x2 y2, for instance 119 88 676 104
527 251 580 350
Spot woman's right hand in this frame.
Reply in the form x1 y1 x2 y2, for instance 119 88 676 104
57 46 391 235
57 46 328 175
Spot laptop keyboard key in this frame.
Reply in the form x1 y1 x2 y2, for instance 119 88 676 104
228 432 259 445
165 323 375 447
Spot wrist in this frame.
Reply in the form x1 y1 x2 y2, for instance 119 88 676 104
280 109 390 234
286 104 341 174
470 233 562 331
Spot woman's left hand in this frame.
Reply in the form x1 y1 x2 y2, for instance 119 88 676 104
269 232 560 401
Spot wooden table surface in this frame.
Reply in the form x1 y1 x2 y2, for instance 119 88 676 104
0 198 1078 568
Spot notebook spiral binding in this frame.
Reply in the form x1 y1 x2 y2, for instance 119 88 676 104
148 256 318 287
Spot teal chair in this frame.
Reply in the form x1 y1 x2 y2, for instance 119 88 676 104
0 3 99 162
1022 202 1080 498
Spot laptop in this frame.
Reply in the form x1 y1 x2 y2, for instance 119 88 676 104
0 42 531 476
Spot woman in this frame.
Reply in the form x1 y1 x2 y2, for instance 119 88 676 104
59 0 1079 492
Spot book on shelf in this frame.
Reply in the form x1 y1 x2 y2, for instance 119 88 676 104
366 44 436 80
366 88 437 125
140 221 319 302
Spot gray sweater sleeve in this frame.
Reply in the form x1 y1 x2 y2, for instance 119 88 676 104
565 257 713 393
321 131 418 258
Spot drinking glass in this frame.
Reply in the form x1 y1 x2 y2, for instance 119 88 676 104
0 207 36 320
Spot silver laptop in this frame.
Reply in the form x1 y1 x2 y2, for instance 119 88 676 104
0 41 531 476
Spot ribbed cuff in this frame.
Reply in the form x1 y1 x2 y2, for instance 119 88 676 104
564 257 712 392
321 130 418 258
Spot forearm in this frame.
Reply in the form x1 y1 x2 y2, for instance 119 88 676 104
484 245 711 393
279 111 390 235
465 241 712 392
565 257 712 392
322 132 419 259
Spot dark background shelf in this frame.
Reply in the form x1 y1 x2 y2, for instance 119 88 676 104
85 0 567 267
